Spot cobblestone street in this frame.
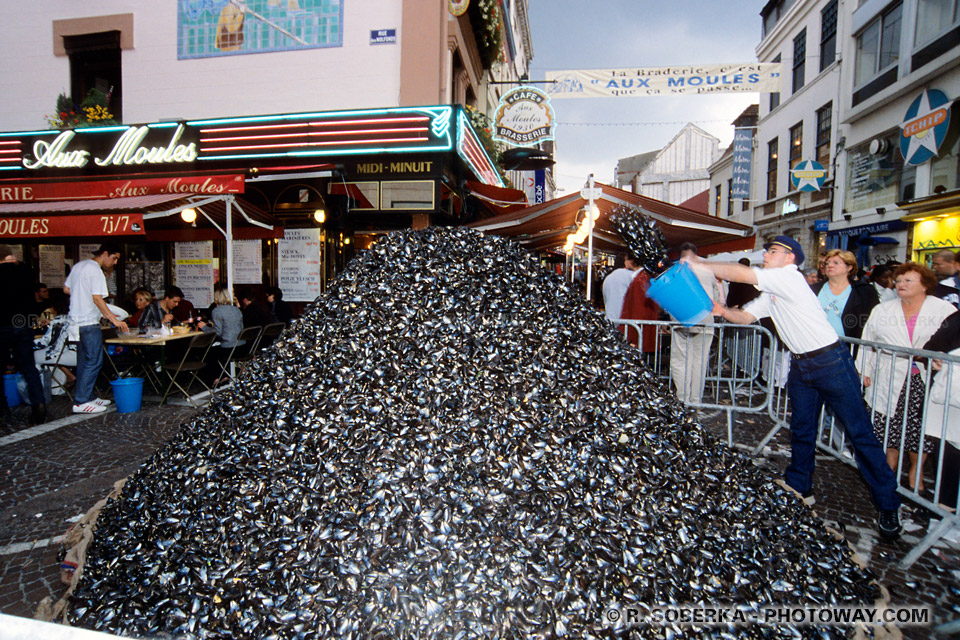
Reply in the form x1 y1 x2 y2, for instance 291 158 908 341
1 396 957 638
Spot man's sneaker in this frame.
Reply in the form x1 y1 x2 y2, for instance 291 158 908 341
73 401 108 414
878 509 901 540
92 398 112 407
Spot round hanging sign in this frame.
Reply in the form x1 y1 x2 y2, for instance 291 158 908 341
449 0 469 16
790 159 827 192
899 88 953 166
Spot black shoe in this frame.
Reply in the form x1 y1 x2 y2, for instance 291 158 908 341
30 403 47 425
878 509 901 540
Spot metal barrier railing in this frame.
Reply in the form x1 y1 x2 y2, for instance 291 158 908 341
613 318 960 568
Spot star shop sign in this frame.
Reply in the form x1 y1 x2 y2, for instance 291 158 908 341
899 88 954 166
790 159 827 192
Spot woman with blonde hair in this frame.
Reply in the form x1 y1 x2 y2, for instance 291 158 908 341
812 249 879 340
860 263 956 492
197 284 246 386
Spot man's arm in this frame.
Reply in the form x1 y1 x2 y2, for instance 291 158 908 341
92 294 129 333
712 301 758 325
685 259 759 285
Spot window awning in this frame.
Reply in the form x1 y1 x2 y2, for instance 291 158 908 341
0 193 282 241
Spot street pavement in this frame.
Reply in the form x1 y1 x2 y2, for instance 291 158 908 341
1 395 958 638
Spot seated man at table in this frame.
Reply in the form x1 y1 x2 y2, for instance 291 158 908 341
139 286 183 330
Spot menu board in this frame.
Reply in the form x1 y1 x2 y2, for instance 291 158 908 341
232 239 263 285
279 229 321 302
38 244 66 287
174 241 214 308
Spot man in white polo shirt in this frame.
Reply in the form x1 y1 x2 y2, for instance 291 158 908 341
686 235 902 540
63 244 129 414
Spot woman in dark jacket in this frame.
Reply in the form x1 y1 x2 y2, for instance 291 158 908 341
812 249 879 339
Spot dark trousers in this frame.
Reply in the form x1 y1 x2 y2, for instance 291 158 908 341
0 326 45 408
785 342 900 512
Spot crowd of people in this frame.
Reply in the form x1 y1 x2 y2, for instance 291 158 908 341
601 241 960 539
0 243 296 420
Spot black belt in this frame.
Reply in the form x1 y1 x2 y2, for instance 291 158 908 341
792 341 840 360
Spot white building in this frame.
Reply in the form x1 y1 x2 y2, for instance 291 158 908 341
615 123 720 206
834 0 960 265
754 0 845 264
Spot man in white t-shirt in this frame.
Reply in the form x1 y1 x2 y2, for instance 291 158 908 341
687 235 902 540
63 244 129 414
602 253 639 322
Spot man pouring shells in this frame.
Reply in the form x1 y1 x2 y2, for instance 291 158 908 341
684 235 902 540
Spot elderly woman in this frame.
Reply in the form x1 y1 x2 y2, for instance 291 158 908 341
859 263 956 492
812 249 879 340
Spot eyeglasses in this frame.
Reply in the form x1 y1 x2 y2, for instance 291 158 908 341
894 278 921 285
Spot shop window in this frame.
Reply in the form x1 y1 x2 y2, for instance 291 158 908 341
792 29 806 93
853 3 902 101
769 55 781 111
816 103 832 167
931 127 960 194
64 31 122 121
915 0 959 46
844 132 910 211
789 122 803 169
767 138 779 201
726 179 734 217
820 0 838 71
381 181 435 210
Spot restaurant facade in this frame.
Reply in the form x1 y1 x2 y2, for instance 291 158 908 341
0 1 534 308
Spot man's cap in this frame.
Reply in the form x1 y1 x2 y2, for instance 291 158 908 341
763 235 804 266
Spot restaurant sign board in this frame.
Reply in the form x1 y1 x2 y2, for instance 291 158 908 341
493 87 555 147
0 174 244 202
0 213 145 238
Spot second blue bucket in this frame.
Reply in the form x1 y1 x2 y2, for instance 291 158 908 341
4 374 22 408
647 262 713 326
110 377 144 414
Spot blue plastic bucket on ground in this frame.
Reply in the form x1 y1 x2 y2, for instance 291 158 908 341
646 262 713 326
4 374 22 407
110 377 144 414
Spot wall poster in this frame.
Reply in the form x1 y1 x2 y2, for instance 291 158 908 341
177 0 343 60
174 241 215 308
279 228 321 301
232 239 263 284
39 245 66 288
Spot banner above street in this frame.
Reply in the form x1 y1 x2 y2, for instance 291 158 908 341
545 63 782 99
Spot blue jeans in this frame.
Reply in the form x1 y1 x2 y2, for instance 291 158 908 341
0 326 45 407
784 342 900 512
75 325 103 405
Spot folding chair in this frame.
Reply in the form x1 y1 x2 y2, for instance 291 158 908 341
160 332 216 406
255 322 285 351
214 325 262 387
39 332 77 401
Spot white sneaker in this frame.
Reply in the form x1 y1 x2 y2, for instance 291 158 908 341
92 398 112 407
73 401 108 414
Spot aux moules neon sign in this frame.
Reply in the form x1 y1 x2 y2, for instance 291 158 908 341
22 124 198 170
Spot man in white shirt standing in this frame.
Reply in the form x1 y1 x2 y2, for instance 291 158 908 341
602 253 639 322
687 235 902 540
63 244 129 414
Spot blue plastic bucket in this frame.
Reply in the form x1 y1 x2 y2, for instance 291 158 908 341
4 374 22 407
110 377 144 414
646 262 713 326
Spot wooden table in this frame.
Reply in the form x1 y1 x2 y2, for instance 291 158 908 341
104 331 200 396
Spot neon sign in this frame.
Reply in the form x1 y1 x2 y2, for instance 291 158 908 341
22 124 198 170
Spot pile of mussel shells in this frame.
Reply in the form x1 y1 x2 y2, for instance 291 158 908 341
610 206 667 274
70 227 877 639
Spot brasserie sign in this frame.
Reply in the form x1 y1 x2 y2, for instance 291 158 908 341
20 124 199 171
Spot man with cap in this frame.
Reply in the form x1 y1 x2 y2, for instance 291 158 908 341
63 244 129 414
684 235 902 540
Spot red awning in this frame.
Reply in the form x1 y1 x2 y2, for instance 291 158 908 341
0 193 282 240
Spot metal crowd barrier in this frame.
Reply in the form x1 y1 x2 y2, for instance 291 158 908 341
613 318 960 569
